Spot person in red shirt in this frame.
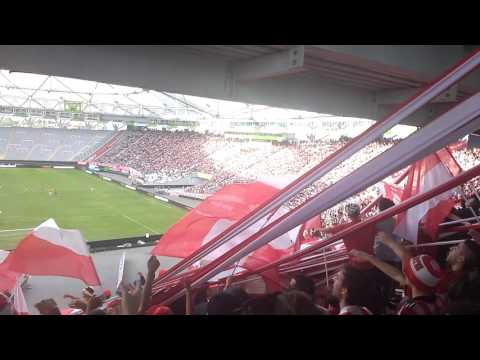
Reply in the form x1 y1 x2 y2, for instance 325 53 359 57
351 232 445 315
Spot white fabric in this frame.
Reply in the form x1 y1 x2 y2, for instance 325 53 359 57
33 219 90 256
12 280 29 315
0 250 9 263
394 162 457 243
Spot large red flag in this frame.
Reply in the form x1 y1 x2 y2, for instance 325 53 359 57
382 182 404 204
151 179 300 290
4 219 101 286
295 216 323 251
394 149 461 244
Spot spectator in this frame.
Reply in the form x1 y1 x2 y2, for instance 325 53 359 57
351 232 446 315
332 264 378 315
444 238 480 304
35 298 62 315
274 290 327 315
289 274 316 300
371 197 402 310
207 292 239 315
240 293 279 315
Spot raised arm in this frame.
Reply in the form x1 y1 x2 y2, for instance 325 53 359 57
350 249 406 286
138 256 160 314
224 276 233 291
376 231 411 263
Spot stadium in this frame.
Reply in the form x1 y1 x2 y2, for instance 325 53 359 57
1 45 480 315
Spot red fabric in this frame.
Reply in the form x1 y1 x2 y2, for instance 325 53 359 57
295 216 323 251
145 305 173 315
395 149 459 244
382 182 404 204
152 182 280 258
5 233 100 286
447 140 467 153
325 219 376 269
240 246 286 293
437 148 462 176
422 198 457 240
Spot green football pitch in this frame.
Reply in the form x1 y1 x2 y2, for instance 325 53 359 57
0 168 187 250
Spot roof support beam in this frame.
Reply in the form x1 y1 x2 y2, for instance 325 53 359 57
375 85 459 105
232 46 306 82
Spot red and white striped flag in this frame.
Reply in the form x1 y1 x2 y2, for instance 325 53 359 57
4 219 101 286
152 179 300 289
394 149 461 244
295 215 323 251
382 182 404 204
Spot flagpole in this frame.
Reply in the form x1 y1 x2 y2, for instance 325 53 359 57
207 163 480 292
156 111 480 305
152 49 480 287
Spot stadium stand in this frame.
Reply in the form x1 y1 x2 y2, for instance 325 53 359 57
0 127 116 161
4 46 480 316
97 129 480 226
2 128 480 315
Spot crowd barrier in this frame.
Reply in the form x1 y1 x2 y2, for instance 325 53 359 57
88 234 161 253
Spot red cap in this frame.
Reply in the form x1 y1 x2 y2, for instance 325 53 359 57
403 255 443 293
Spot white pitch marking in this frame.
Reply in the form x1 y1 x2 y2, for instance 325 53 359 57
121 214 158 234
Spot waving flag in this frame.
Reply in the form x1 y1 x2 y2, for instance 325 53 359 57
295 216 323 251
394 149 461 243
382 182 404 204
3 219 101 286
152 179 300 289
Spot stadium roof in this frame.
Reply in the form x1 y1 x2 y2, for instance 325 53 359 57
0 70 371 122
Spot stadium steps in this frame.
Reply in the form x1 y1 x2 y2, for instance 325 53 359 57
47 145 64 161
86 131 124 162
26 144 42 160
72 134 107 161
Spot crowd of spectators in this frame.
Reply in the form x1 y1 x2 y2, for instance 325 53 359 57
4 206 479 315
97 130 480 227
3 126 480 315
4 144 480 315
